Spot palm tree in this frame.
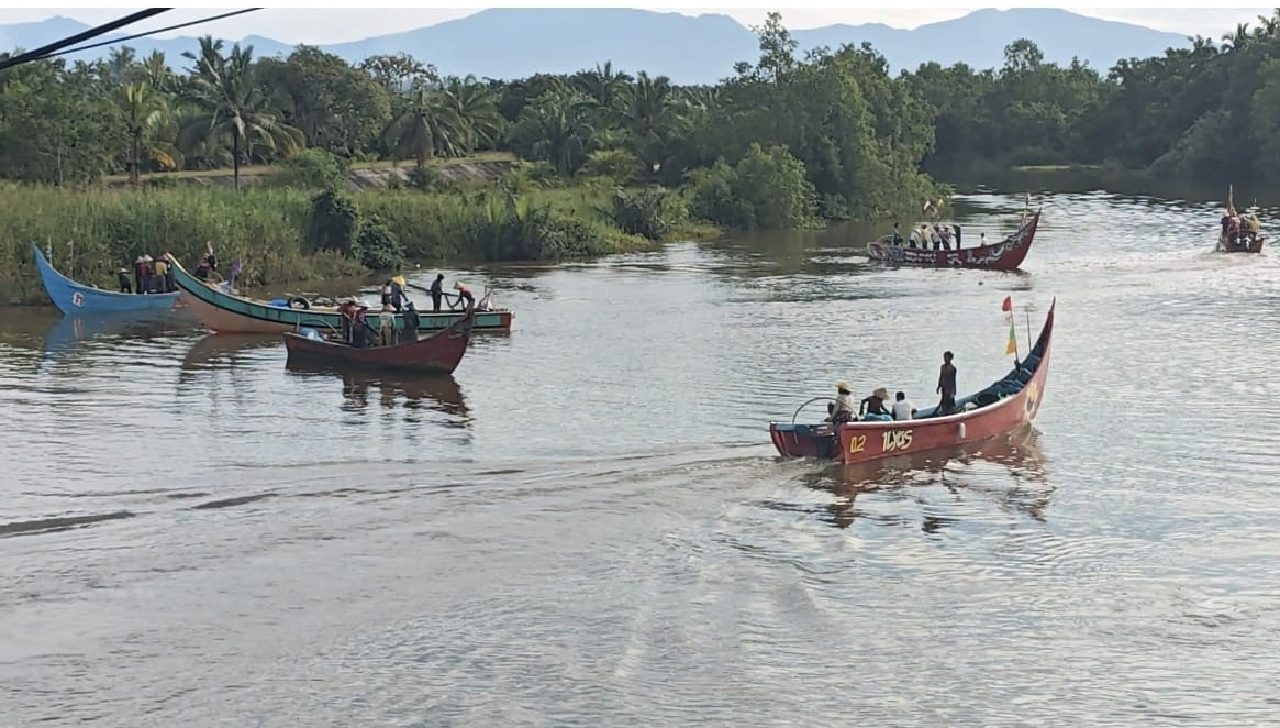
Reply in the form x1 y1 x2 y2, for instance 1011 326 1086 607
178 37 303 189
572 61 633 124
442 75 504 151
1222 22 1251 50
628 72 683 172
382 88 466 167
509 91 596 175
118 81 181 187
141 50 173 92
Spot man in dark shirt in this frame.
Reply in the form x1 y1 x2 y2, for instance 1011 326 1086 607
430 273 445 312
937 351 957 415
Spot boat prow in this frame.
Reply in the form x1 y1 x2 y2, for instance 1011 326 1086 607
770 300 1055 465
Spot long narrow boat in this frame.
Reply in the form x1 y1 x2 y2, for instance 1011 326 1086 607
769 300 1055 465
33 243 179 315
282 307 475 374
866 211 1041 270
165 254 513 334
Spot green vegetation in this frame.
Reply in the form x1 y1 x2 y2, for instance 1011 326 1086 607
908 12 1280 187
30 10 1280 298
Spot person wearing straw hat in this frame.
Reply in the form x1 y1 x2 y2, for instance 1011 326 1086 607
453 280 474 309
827 381 856 424
860 387 892 421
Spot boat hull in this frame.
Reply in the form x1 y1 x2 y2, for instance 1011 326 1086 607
281 309 474 374
167 254 513 334
867 212 1040 270
770 301 1055 465
1217 233 1265 253
33 244 179 315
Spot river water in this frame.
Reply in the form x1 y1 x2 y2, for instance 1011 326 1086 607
2 192 1280 726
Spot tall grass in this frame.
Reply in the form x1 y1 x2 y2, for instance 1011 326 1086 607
0 183 661 305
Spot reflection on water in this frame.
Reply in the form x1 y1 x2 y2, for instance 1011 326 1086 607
285 364 469 421
8 192 1280 725
794 428 1052 530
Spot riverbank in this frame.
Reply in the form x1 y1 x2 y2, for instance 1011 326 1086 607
0 181 718 306
932 159 1240 204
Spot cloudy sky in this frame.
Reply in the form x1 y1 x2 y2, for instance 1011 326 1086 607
0 7 1269 44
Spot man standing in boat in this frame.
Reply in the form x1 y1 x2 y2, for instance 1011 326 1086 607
937 351 957 415
430 273 445 312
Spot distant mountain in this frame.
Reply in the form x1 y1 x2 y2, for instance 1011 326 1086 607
1 9 1191 82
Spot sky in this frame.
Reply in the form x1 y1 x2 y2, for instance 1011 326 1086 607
0 7 1270 44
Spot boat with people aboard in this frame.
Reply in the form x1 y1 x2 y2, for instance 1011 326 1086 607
769 298 1054 465
33 243 181 315
164 253 513 334
866 204 1041 271
1217 186 1265 253
282 303 475 375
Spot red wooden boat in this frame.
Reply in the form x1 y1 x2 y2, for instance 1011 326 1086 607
769 300 1055 465
866 211 1041 270
282 307 475 374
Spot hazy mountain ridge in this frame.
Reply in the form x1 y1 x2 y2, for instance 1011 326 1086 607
0 8 1191 82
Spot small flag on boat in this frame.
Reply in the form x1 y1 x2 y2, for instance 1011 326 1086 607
1005 320 1018 356
1001 295 1013 321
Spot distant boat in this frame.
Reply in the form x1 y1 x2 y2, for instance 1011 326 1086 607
866 211 1041 270
1216 185 1264 253
769 300 1055 465
33 243 179 315
165 253 514 334
282 306 475 374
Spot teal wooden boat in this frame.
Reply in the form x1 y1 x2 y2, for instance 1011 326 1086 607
165 254 514 334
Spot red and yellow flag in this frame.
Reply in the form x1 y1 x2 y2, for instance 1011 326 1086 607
1001 296 1017 356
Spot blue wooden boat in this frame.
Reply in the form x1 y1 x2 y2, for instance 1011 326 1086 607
33 243 179 315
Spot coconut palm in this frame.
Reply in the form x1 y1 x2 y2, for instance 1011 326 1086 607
442 75 504 151
118 81 181 187
178 37 303 189
382 88 467 166
572 62 633 124
509 91 596 175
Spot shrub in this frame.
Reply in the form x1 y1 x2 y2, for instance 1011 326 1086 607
265 149 350 190
607 186 687 240
406 165 440 191
306 188 359 254
688 144 816 230
578 149 643 186
352 214 405 270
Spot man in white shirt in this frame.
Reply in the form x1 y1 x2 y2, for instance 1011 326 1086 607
892 391 915 421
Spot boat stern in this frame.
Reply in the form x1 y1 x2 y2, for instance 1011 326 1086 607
769 421 838 459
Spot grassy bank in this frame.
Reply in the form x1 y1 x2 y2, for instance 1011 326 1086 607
0 182 697 306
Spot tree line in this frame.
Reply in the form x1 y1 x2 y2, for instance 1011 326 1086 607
908 10 1280 186
2 10 1274 230
0 13 937 226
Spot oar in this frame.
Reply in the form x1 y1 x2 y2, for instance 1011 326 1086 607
405 282 462 307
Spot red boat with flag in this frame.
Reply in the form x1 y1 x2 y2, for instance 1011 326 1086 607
867 209 1041 271
769 297 1054 465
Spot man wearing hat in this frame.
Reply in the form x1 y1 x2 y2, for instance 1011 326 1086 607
117 267 132 294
